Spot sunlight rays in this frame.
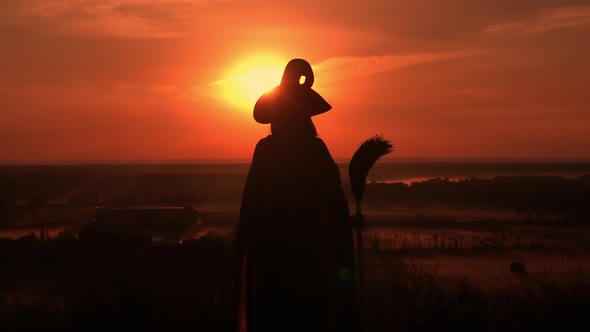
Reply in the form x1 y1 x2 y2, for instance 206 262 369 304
212 55 286 111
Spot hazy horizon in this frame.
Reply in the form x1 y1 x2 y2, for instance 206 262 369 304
2 156 590 166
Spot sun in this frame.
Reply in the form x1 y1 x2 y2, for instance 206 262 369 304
214 55 285 110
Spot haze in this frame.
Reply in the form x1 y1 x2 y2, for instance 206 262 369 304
1 0 589 162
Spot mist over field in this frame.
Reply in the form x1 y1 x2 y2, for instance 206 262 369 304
2 160 590 234
1 160 590 331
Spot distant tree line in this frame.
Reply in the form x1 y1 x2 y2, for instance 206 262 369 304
1 165 589 225
362 175 590 222
0 165 248 208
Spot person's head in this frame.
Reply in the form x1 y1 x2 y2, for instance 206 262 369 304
280 58 314 89
253 58 329 139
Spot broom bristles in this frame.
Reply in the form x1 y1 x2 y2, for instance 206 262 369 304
349 135 394 202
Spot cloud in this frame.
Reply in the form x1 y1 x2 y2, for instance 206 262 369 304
0 0 226 38
314 49 484 84
486 5 590 34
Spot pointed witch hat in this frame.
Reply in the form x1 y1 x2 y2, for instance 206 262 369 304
253 58 331 124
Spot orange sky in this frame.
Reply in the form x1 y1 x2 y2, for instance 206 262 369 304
1 0 589 162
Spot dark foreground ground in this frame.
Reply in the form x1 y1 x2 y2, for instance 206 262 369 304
1 165 589 331
1 226 589 332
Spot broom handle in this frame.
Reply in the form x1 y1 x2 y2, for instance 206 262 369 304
355 199 365 328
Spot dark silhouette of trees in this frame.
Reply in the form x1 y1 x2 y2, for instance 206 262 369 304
362 175 590 223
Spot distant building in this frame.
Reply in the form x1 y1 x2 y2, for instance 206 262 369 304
88 205 202 241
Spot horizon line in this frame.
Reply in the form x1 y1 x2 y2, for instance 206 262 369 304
2 156 590 166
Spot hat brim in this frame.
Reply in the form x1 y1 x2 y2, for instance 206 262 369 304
253 86 331 124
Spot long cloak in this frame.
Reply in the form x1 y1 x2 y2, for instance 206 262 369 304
234 135 359 332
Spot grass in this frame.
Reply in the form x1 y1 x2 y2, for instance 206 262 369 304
1 231 589 331
364 254 590 331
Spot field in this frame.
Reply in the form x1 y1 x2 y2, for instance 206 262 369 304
1 163 589 331
2 205 589 331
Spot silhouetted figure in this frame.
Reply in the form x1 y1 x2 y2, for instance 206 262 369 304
234 59 359 332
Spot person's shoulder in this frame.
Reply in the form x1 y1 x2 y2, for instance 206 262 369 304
256 135 273 145
312 136 327 144
253 135 275 152
299 137 333 159
311 137 329 150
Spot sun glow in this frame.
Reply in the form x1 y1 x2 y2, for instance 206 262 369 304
214 55 285 110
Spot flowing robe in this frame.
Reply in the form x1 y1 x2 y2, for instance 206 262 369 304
234 135 359 332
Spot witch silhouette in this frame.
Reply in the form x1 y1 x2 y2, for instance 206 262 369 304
234 59 360 332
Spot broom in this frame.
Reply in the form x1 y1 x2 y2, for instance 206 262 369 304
349 135 393 316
